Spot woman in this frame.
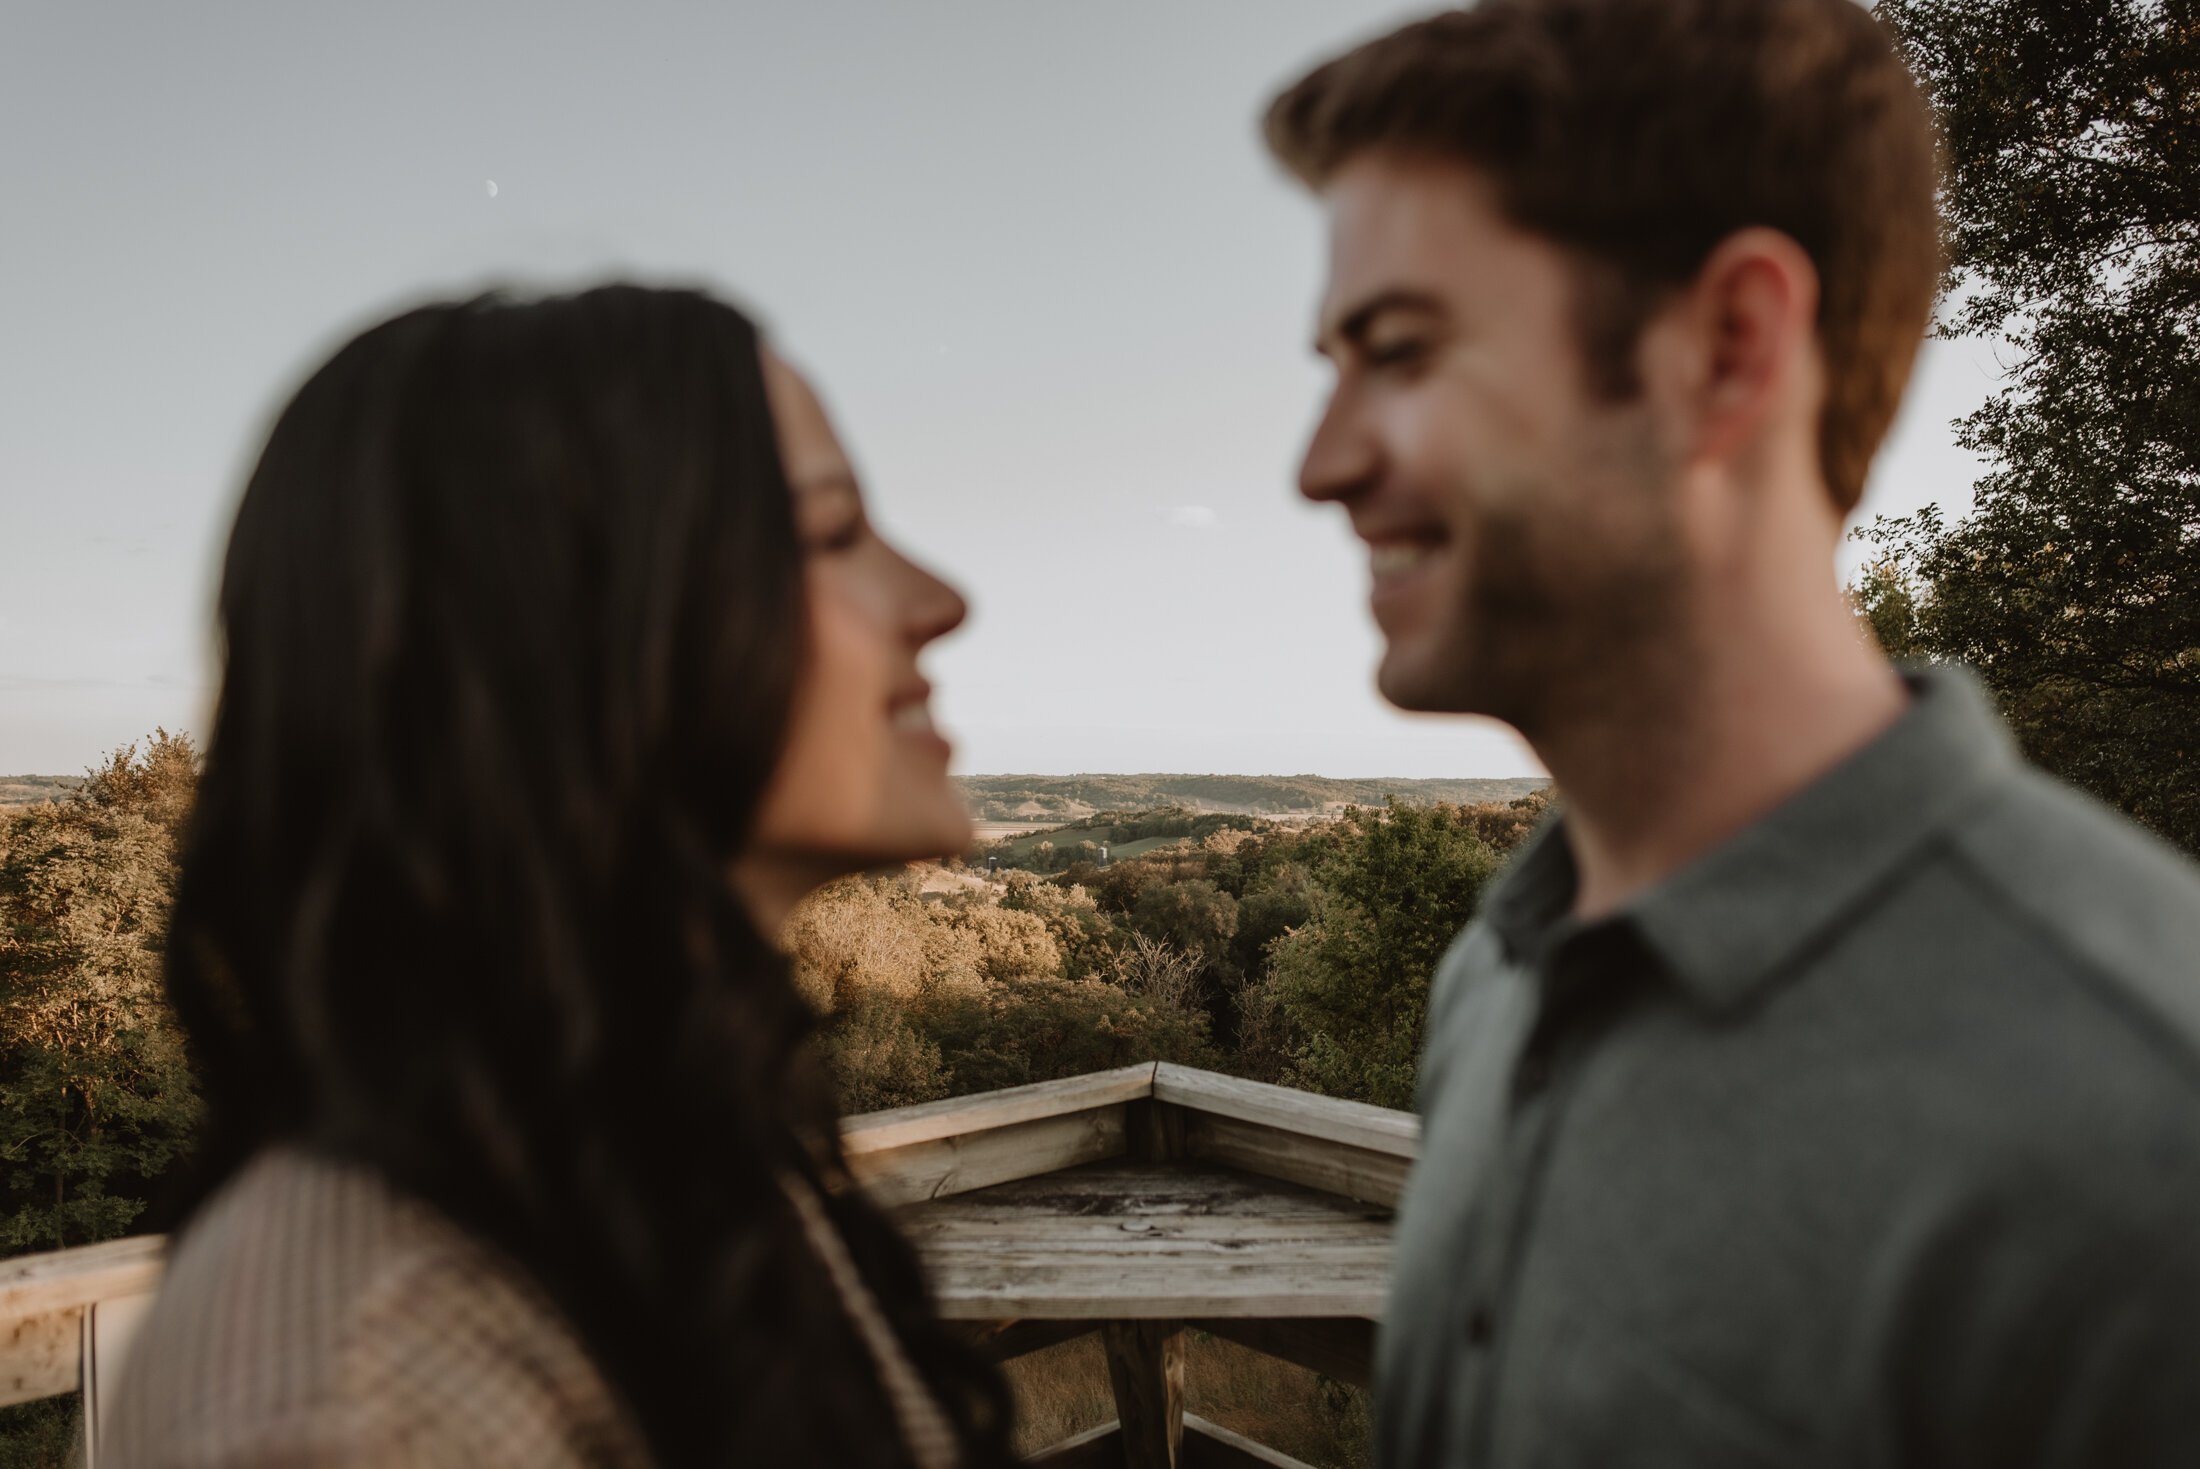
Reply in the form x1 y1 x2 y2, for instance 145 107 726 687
108 286 1014 1468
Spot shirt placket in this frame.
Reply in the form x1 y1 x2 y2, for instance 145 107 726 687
1457 928 1622 1466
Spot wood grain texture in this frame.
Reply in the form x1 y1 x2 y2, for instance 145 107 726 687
1181 1414 1316 1469
1028 1419 1125 1466
852 1106 1130 1207
1180 1114 1410 1209
0 1307 80 1408
842 1064 1155 1156
1125 1099 1186 1165
904 1161 1395 1320
1103 1321 1183 1469
1188 1318 1376 1389
0 1235 164 1322
1152 1065 1418 1159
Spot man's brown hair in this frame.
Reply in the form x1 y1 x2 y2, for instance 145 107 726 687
1265 0 1942 512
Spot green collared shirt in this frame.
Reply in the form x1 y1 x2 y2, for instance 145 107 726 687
1377 668 2200 1469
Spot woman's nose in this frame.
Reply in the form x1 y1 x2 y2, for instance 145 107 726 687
905 558 968 646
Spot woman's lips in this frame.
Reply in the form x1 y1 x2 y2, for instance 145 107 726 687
890 700 952 759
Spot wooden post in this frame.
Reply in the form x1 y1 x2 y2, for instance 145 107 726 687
1103 1320 1184 1469
1124 1098 1185 1164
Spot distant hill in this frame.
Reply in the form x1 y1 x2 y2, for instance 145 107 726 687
0 775 82 810
4 770 1555 819
954 773 1549 821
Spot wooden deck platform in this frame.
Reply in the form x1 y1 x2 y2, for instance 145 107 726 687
3 1062 1418 1468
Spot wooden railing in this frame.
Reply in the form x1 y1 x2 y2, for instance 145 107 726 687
3 1063 1417 1467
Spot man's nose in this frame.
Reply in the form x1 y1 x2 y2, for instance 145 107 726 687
1298 390 1379 505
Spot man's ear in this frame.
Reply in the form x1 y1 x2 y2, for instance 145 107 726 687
1655 227 1821 469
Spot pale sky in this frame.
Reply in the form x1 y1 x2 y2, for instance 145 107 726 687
0 0 1997 778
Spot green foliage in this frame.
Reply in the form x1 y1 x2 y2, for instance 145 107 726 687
1262 805 1506 1110
817 1000 951 1115
974 807 1273 873
0 733 202 1252
796 794 1547 1115
0 1401 76 1468
1864 0 2200 854
919 976 1217 1095
999 873 1120 981
1129 878 1240 988
792 869 1216 1108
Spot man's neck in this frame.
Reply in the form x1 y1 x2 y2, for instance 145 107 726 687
1527 590 1907 922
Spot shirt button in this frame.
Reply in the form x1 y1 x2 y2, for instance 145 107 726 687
1468 1305 1494 1346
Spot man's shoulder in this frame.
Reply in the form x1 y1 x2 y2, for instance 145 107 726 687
1937 765 2200 1060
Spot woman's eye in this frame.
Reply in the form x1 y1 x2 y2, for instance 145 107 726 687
812 515 864 553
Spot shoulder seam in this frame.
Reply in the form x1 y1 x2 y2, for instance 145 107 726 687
1940 832 2200 1098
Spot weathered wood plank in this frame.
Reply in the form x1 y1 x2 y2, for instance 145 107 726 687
903 1194 1391 1239
952 1317 1100 1363
0 1235 165 1322
0 1307 80 1408
927 1256 1391 1320
83 1291 156 1462
1104 1321 1183 1469
1125 1098 1186 1164
1190 1318 1376 1389
907 1159 1396 1319
901 1161 1389 1220
1180 1114 1410 1209
918 1241 1394 1267
853 1106 1130 1207
1029 1419 1124 1466
911 1218 1389 1244
1152 1065 1418 1159
1182 1414 1316 1469
843 1064 1155 1156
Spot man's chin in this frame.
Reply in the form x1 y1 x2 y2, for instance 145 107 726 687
1376 646 1478 715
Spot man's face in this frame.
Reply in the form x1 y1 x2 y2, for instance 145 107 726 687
1301 152 1687 729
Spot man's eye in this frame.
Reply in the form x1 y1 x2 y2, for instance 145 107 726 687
1368 340 1427 369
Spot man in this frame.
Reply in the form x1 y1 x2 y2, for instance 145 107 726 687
1265 2 2200 1465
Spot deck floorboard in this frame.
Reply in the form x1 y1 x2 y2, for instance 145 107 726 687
902 1158 1395 1320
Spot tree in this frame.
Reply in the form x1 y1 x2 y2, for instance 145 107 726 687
1264 804 1503 1109
1109 932 1204 1015
1128 878 1240 990
0 733 202 1251
1864 0 2200 853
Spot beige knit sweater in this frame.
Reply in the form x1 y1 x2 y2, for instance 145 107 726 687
102 1148 956 1469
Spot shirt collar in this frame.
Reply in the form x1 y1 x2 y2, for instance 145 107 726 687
1480 665 2022 1012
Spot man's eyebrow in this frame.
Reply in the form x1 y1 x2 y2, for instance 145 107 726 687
1316 288 1447 355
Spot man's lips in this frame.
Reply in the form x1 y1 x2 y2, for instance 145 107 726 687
1368 540 1440 579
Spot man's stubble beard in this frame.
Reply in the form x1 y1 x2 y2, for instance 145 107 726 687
1436 449 1696 744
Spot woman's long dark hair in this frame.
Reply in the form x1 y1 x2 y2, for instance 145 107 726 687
165 285 1014 1467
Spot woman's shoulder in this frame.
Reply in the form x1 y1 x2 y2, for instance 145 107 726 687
103 1148 651 1469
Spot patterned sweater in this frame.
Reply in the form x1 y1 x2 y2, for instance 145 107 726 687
103 1148 956 1469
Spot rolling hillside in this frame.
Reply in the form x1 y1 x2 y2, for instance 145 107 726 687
0 776 81 810
954 773 1549 821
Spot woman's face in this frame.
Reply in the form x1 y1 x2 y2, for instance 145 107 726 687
738 350 973 921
